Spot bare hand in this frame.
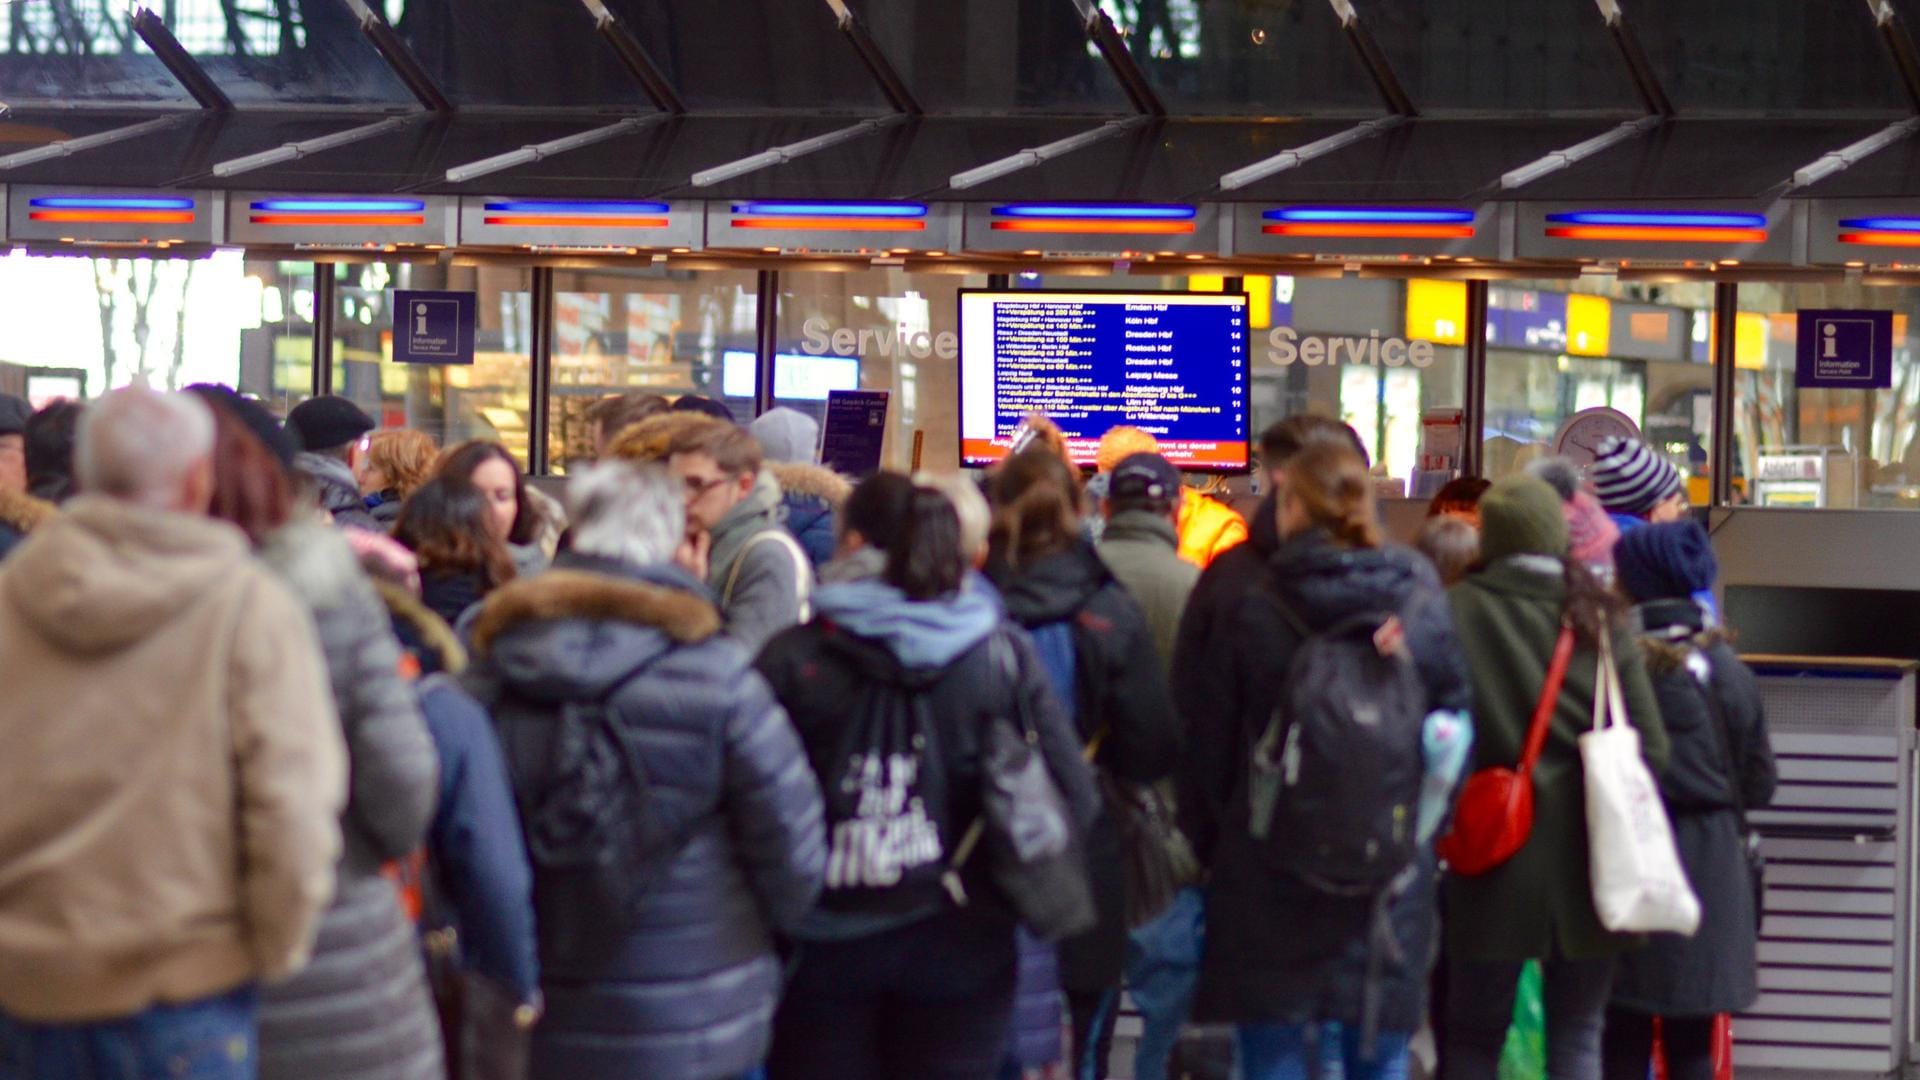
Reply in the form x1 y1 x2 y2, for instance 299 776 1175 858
675 529 712 581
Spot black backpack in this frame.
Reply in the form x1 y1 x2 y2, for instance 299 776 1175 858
813 656 966 920
1247 597 1428 895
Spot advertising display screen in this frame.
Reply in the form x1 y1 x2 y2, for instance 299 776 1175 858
958 290 1250 471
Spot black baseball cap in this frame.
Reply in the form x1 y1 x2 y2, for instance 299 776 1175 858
1108 452 1182 502
285 395 375 453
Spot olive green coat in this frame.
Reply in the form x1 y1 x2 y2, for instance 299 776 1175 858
1444 558 1670 962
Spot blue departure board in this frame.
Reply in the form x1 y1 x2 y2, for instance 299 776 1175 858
958 290 1249 471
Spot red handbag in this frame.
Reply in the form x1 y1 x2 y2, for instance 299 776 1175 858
1436 623 1576 876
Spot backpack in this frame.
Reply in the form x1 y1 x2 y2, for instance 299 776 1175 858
1248 597 1428 895
1027 619 1081 731
814 649 978 918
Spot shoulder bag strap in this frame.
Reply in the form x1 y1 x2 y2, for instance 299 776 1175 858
1517 623 1576 778
722 529 814 620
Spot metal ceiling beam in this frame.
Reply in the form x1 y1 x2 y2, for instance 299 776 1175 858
1498 114 1661 189
213 116 415 177
823 0 921 115
1867 0 1920 113
1327 0 1416 117
1593 0 1674 116
339 0 453 112
579 0 686 114
1218 115 1403 190
446 115 662 184
0 114 194 171
1068 0 1166 116
693 115 906 187
131 7 231 110
1787 116 1920 189
951 114 1150 190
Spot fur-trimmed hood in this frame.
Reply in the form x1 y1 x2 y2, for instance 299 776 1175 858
374 577 467 675
470 556 722 705
0 487 55 537
767 461 851 508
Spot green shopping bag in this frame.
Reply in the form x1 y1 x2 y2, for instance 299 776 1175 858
1497 961 1546 1080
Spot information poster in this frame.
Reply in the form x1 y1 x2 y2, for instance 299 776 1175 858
821 389 890 478
1796 309 1892 389
958 291 1248 470
393 290 477 365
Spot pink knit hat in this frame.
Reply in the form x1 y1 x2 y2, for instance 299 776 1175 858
1565 489 1620 568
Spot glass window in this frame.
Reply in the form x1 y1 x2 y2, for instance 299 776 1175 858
1482 278 1715 509
1250 276 1466 498
1735 282 1920 510
333 263 534 466
0 250 309 409
547 267 760 473
776 270 985 474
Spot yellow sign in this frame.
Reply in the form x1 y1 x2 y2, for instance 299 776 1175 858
1405 279 1467 346
1567 294 1611 356
1247 274 1273 330
1736 312 1767 369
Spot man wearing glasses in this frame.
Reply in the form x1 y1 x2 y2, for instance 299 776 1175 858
663 417 813 656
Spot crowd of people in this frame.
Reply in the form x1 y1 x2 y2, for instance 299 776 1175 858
0 384 1775 1080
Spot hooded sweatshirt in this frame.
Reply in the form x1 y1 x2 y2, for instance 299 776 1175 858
0 497 347 1021
811 572 1003 670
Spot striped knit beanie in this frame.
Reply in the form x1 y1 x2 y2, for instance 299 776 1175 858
1589 436 1682 517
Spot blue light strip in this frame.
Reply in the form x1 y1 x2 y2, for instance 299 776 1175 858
993 204 1197 220
733 201 926 218
250 198 427 213
486 200 672 214
1546 210 1767 229
1839 217 1920 232
1263 207 1474 224
29 196 195 210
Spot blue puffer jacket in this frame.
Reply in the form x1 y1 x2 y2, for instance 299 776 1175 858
464 552 827 1080
769 462 850 571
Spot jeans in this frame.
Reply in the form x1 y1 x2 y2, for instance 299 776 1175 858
1127 887 1208 1080
1238 1023 1410 1080
1442 954 1616 1080
0 985 258 1080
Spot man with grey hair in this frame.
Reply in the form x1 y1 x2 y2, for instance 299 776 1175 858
0 387 347 1078
460 457 824 1080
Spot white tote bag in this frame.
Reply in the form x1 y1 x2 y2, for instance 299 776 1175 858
1581 631 1701 936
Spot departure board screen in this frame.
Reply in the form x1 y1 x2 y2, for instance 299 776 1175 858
958 290 1250 471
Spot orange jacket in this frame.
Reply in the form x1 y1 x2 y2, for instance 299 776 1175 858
1176 490 1249 568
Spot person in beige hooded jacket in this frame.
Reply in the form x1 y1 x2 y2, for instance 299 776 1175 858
0 389 346 1075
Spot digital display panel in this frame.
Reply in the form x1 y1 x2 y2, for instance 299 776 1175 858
958 290 1250 471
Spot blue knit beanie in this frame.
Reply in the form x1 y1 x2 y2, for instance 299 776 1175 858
1614 521 1717 603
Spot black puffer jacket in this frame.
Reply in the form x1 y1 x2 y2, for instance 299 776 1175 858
1170 493 1278 854
987 540 1180 993
255 521 442 1080
464 552 826 1080
1184 530 1470 1033
1612 598 1776 1018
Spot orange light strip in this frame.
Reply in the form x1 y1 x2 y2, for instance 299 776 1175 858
28 210 195 224
483 215 670 228
1839 231 1920 247
731 217 927 231
249 214 427 227
990 219 1196 235
1262 223 1475 239
1546 225 1767 243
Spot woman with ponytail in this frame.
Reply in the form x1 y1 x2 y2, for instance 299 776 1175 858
1441 474 1669 1080
1178 440 1469 1080
984 448 1181 1080
756 475 1099 1080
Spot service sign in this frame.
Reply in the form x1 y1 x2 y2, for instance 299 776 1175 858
393 290 476 366
1796 309 1892 389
